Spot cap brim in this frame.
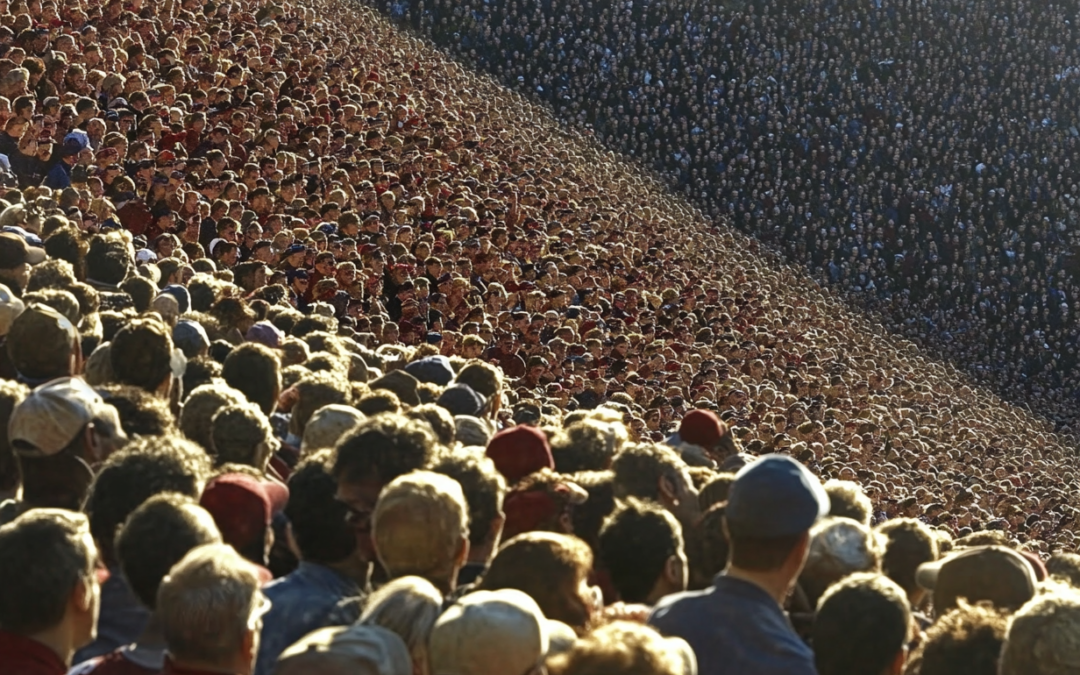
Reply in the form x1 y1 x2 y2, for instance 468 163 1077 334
25 247 45 265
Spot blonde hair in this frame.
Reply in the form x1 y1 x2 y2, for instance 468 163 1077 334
157 543 261 666
547 621 692 675
360 575 443 674
372 471 469 586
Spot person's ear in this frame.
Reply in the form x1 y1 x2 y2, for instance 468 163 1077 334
663 554 683 586
455 536 470 568
488 512 506 548
659 474 679 507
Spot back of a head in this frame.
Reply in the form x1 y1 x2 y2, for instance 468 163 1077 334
813 573 910 675
372 470 469 587
359 575 443 670
180 384 248 451
7 302 78 380
479 531 594 632
823 479 872 526
274 624 412 675
876 517 939 599
913 602 1008 675
115 493 222 610
598 498 684 604
300 403 364 455
430 450 507 550
331 414 439 485
211 402 274 469
611 443 684 502
157 543 262 668
454 361 502 399
285 451 357 566
222 342 281 415
1000 585 1080 675
429 589 548 675
547 621 694 675
0 509 95 635
110 316 175 393
800 517 882 607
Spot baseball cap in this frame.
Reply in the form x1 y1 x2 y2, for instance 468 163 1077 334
7 303 79 381
916 545 1037 612
277 625 411 675
429 589 555 675
245 321 284 349
0 231 45 269
436 384 486 417
0 281 24 336
678 409 728 449
369 370 421 406
301 404 365 454
9 377 122 457
199 473 289 551
173 320 210 359
725 454 829 538
486 425 554 485
404 355 454 386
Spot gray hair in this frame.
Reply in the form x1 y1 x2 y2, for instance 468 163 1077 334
157 543 262 667
360 575 443 672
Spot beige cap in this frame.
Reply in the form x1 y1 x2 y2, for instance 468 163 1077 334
429 589 550 675
9 377 122 456
300 404 365 455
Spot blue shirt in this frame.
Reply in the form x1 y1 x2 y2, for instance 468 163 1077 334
648 575 816 675
255 562 362 675
73 569 150 663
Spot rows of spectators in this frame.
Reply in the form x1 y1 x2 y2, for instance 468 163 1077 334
0 0 1076 673
390 0 1080 432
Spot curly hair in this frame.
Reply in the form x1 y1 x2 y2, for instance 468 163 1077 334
331 414 439 483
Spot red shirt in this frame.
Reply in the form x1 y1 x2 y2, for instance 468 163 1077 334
82 650 157 675
0 631 67 675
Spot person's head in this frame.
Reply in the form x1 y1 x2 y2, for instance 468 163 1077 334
598 498 686 605
210 403 276 471
179 384 248 451
800 517 883 606
331 414 440 564
813 573 911 675
916 546 1036 615
611 443 699 527
479 532 598 634
0 509 99 662
109 315 176 396
7 302 80 381
823 479 872 526
372 470 469 595
222 342 282 415
723 455 829 591
876 517 939 606
199 473 287 567
429 589 553 675
430 451 507 564
360 575 443 675
83 434 211 566
485 424 554 485
912 601 1008 675
157 543 266 675
274 624 412 675
1000 585 1080 675
546 622 694 675
115 493 222 610
300 404 365 455
285 450 360 569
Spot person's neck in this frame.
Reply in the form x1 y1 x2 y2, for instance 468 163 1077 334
724 565 792 606
28 622 78 667
467 538 497 568
324 556 371 588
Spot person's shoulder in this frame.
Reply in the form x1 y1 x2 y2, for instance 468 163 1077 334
647 587 714 627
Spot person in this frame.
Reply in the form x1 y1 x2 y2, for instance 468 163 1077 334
0 509 101 675
812 573 910 675
905 603 1008 675
273 625 411 675
429 589 561 675
256 453 367 675
70 494 223 675
156 544 268 675
877 518 940 610
198 473 287 575
611 444 700 529
999 586 1080 675
358 576 444 675
546 622 696 675
430 452 507 586
915 546 1036 615
598 498 687 605
649 454 828 675
371 470 470 596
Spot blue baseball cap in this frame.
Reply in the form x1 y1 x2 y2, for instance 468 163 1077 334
405 354 454 386
725 454 829 538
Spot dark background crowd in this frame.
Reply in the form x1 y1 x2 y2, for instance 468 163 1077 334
382 0 1080 433
0 0 1076 673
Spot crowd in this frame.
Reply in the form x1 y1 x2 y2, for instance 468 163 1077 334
0 0 1078 673
387 0 1080 432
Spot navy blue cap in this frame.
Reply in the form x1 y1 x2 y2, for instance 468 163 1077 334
437 383 486 417
405 354 454 386
725 454 829 538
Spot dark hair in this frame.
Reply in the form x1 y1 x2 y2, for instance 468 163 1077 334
115 493 220 609
181 356 221 400
598 499 683 603
99 384 176 437
331 414 437 484
431 451 507 548
0 510 95 634
288 371 350 436
406 404 456 447
109 316 175 393
119 276 157 313
567 470 616 553
552 421 616 473
687 503 729 590
83 435 211 565
876 517 939 597
914 602 1008 675
285 451 357 564
728 531 805 572
813 573 910 675
356 390 401 416
698 472 736 511
221 342 281 415
86 234 131 285
611 442 684 502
